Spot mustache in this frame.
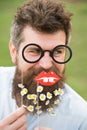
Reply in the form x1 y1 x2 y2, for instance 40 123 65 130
24 66 63 79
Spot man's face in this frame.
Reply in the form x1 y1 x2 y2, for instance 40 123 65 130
11 26 66 114
16 26 66 73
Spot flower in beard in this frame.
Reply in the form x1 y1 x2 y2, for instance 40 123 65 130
20 88 28 96
27 105 34 112
12 66 65 114
45 100 50 105
18 83 24 89
47 92 52 99
37 110 42 115
47 107 53 112
57 88 64 95
54 99 59 105
39 93 46 101
33 99 38 105
53 89 59 96
37 85 43 92
27 94 37 100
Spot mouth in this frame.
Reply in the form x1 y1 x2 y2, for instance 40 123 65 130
35 71 61 86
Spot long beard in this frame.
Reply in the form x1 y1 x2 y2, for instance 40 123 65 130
12 66 65 114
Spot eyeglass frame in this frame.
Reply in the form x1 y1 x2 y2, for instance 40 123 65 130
22 43 72 64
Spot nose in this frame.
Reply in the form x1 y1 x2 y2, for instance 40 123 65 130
38 52 53 70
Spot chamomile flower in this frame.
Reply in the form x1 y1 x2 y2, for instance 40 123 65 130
18 83 24 89
35 106 41 110
45 100 50 105
54 99 59 105
39 94 46 101
27 105 34 112
20 88 28 96
31 94 37 99
37 86 43 92
37 110 42 115
27 94 32 99
33 99 38 105
53 89 59 96
58 88 64 95
27 94 37 100
47 92 52 99
47 107 53 112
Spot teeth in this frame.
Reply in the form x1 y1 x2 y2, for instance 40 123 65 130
43 78 48 82
49 77 55 82
42 77 56 83
38 77 57 83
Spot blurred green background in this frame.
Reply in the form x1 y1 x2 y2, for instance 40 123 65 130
0 0 87 100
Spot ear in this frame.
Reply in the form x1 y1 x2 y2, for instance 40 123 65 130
9 40 17 64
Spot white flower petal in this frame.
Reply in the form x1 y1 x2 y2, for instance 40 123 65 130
27 105 34 112
47 92 52 99
39 94 46 101
18 84 24 88
37 86 43 92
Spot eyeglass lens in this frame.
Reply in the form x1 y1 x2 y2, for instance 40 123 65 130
22 44 72 64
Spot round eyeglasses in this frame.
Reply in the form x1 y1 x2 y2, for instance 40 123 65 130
22 43 72 64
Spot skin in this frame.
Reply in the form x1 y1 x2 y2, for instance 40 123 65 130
9 26 66 73
0 26 66 130
0 107 27 130
34 127 53 130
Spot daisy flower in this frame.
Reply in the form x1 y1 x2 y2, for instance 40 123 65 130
33 100 38 105
47 92 52 99
58 88 64 95
20 88 28 96
18 83 24 89
53 89 59 96
54 99 59 105
45 100 50 105
37 86 43 92
39 94 46 101
27 94 32 99
47 107 53 112
37 110 42 115
27 105 34 112
35 106 41 110
31 94 37 99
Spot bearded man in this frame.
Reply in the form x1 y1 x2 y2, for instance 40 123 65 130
0 0 87 130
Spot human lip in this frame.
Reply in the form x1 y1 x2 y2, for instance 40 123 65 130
35 71 61 86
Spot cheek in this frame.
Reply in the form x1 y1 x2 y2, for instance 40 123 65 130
17 53 35 72
55 63 65 73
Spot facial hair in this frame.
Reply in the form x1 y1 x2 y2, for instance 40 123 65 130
12 65 65 114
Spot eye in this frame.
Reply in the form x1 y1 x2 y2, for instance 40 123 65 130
54 47 65 56
26 47 41 55
55 49 62 54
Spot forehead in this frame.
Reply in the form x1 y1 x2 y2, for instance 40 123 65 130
21 26 66 49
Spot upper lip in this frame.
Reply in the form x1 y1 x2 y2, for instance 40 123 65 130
35 71 60 86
